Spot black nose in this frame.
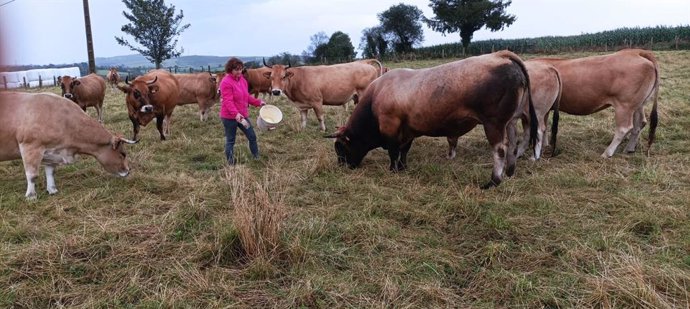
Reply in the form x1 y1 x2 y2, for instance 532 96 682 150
272 90 281 96
143 106 153 112
64 93 72 99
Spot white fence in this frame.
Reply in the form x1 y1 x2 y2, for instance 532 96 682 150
0 67 81 89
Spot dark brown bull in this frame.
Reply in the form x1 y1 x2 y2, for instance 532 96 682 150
447 61 562 161
174 72 217 121
326 50 537 189
263 59 382 131
0 92 136 200
117 69 180 141
58 73 106 122
530 48 660 157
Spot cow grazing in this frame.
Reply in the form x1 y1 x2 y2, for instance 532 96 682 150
0 92 136 200
117 69 180 141
58 73 107 122
243 66 273 102
106 67 120 90
530 49 660 157
174 72 217 121
263 59 382 131
326 51 537 189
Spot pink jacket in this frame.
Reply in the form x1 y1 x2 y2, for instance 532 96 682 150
219 74 262 120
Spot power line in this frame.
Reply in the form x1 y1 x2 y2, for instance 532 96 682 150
0 0 16 8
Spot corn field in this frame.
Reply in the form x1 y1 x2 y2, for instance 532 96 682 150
412 25 690 59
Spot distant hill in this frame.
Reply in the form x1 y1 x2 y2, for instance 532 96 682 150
95 54 264 69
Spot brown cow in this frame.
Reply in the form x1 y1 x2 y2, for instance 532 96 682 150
106 67 120 90
446 61 562 161
0 92 136 200
263 59 382 131
117 69 180 141
326 51 537 189
530 49 660 157
174 72 217 121
58 73 106 122
243 67 273 102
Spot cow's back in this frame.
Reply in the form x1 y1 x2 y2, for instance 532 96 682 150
0 92 100 161
288 62 380 105
365 53 527 137
175 73 215 105
531 49 657 115
75 73 107 105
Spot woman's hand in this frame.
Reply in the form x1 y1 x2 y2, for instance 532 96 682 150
235 113 243 122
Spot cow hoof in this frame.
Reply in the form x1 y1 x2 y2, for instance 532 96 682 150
480 180 500 190
48 188 58 195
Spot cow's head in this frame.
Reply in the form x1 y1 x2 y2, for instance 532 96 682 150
97 136 138 177
117 75 159 126
58 76 80 102
263 58 292 97
325 127 368 168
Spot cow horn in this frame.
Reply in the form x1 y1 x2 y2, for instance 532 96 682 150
286 59 292 69
263 58 272 68
323 132 340 138
146 76 158 85
125 76 130 85
121 138 138 144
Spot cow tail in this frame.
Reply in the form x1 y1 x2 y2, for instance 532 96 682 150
640 51 660 152
507 53 539 151
549 66 562 157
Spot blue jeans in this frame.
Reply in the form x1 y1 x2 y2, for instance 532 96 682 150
221 117 259 164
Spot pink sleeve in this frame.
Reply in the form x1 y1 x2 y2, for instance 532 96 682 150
248 95 262 107
221 79 239 117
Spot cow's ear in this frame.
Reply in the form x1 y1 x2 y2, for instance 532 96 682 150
117 85 130 93
262 72 271 79
73 80 81 86
149 85 160 94
285 71 294 79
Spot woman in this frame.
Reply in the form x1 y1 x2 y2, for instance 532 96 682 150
219 57 265 165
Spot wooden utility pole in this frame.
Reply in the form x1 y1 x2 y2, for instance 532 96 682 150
82 0 95 73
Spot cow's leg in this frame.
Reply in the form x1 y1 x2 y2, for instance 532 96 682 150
45 164 58 195
398 139 414 170
299 109 309 129
602 107 634 158
386 141 402 172
156 114 167 140
447 136 459 159
130 116 140 141
19 145 43 200
481 122 508 189
516 116 530 159
313 105 327 132
624 106 647 153
96 104 103 123
505 119 519 177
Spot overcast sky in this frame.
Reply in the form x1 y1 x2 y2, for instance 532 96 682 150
0 0 688 66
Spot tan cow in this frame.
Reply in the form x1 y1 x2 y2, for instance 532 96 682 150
117 69 180 141
243 67 273 102
106 67 120 90
0 92 136 200
530 49 660 157
263 59 382 131
326 51 537 189
58 73 107 122
174 72 217 121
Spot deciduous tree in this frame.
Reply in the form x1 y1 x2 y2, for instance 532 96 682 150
424 0 516 54
379 4 424 54
115 0 190 69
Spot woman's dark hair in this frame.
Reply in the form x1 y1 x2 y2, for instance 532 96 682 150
224 57 244 73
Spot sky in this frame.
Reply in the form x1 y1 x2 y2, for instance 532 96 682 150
0 0 688 66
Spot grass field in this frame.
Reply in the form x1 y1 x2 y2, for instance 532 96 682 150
1 50 689 308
